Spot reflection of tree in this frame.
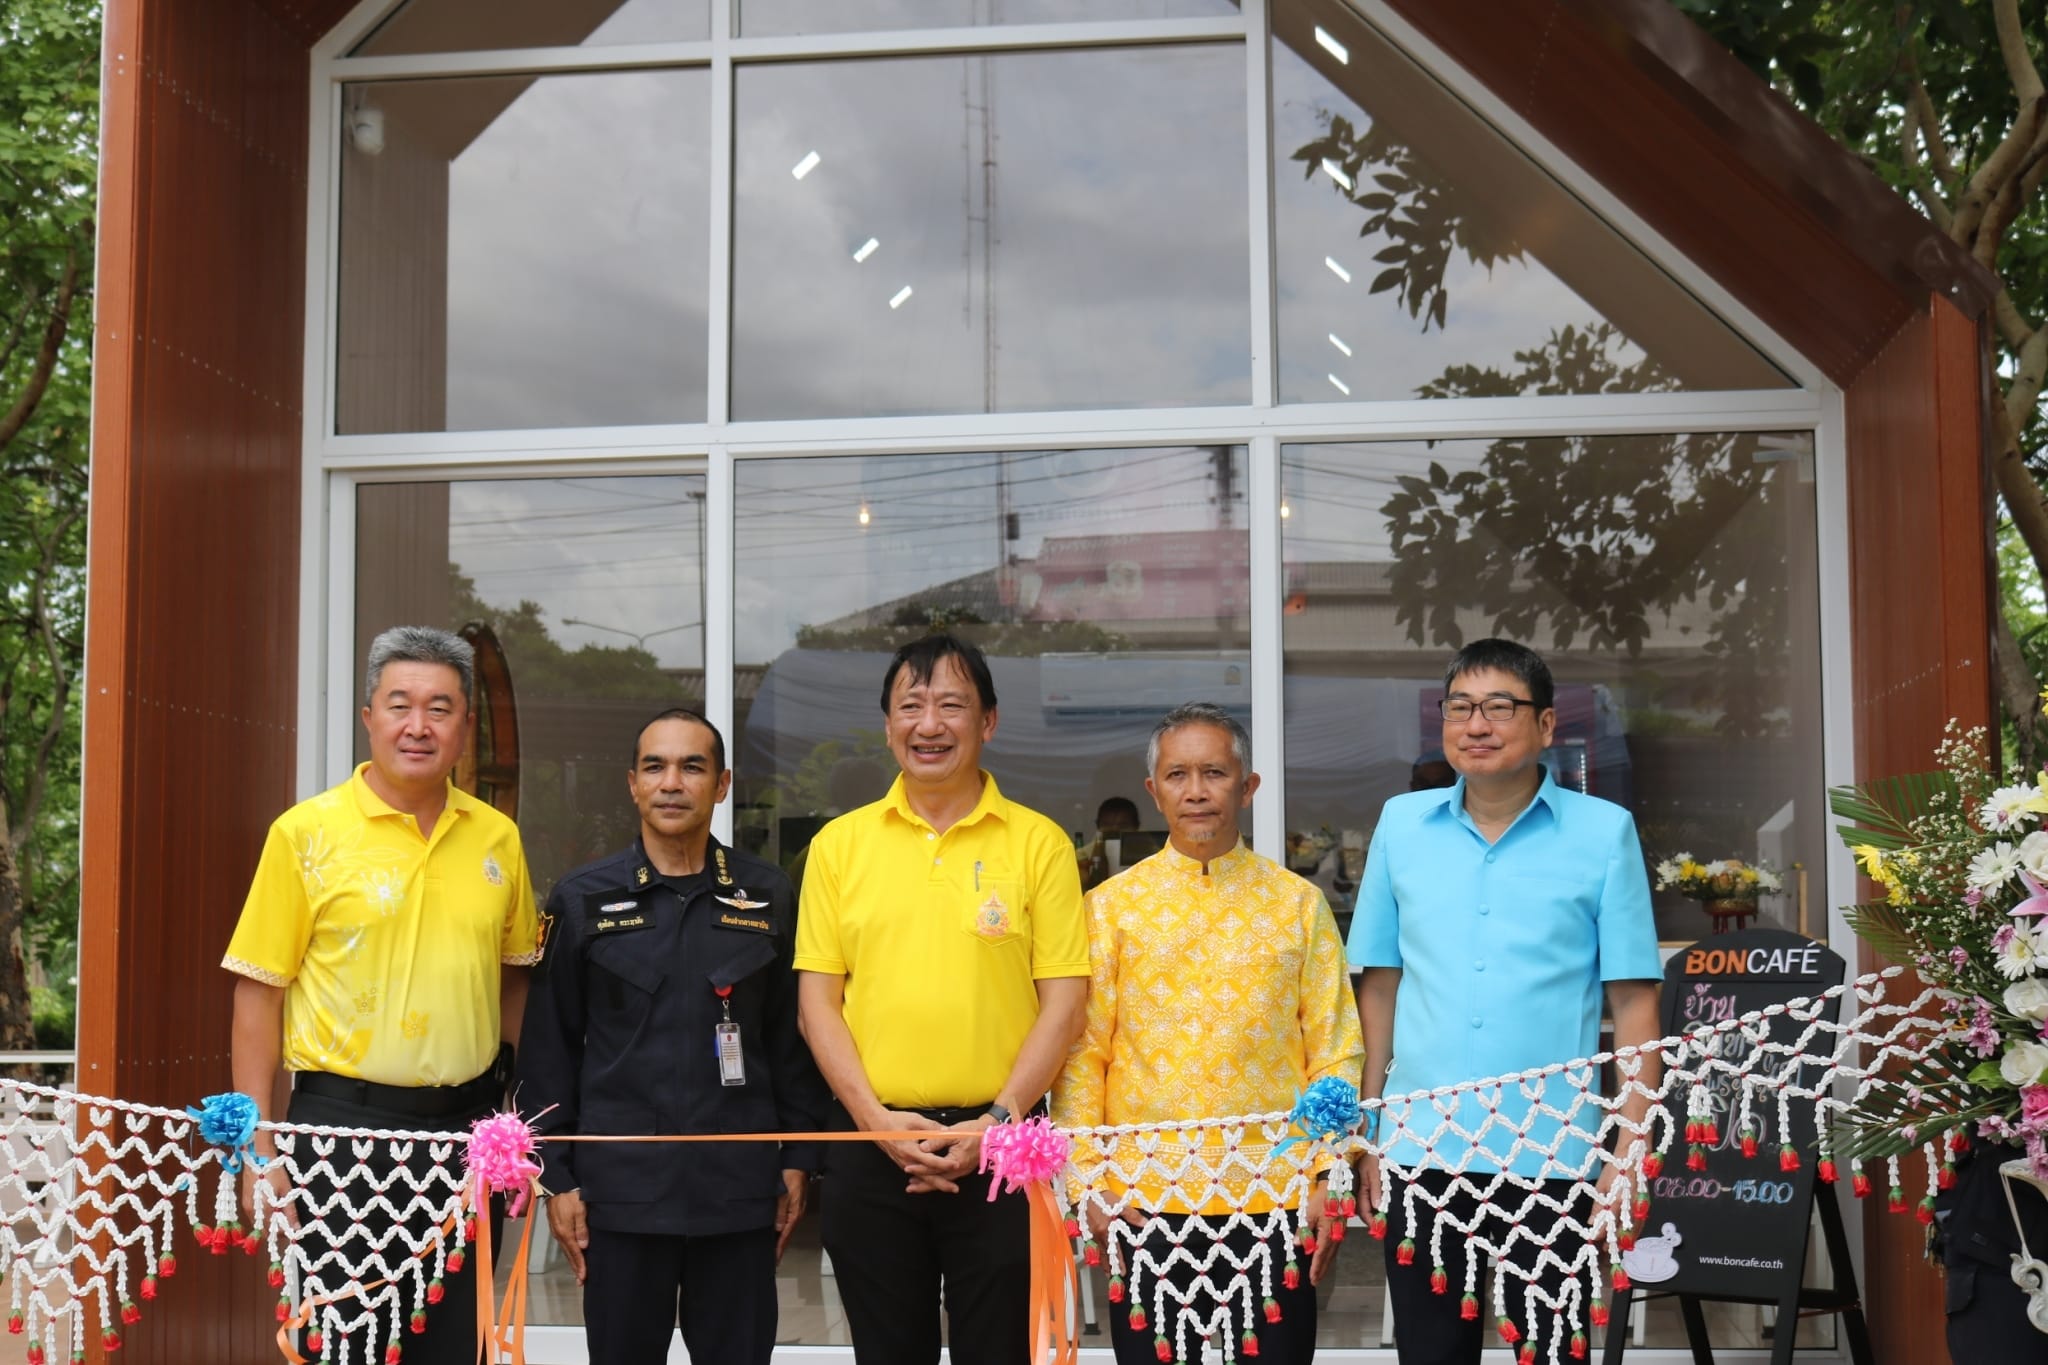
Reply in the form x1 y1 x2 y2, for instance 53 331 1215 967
450 563 680 700
1291 112 1523 333
1381 330 1787 737
796 604 1130 656
448 563 690 892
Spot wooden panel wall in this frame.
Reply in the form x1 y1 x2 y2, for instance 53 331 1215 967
79 1 310 1359
1845 295 1994 1363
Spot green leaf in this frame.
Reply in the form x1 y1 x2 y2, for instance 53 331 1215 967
1828 771 1957 850
1967 1060 2010 1088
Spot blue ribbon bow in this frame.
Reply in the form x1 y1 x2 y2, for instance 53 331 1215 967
187 1091 266 1174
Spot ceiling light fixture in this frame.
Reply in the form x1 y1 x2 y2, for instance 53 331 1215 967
1324 257 1352 283
889 285 913 309
791 150 821 180
853 237 879 263
1314 27 1349 63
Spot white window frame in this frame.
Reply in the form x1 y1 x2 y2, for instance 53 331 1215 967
297 3 1859 1359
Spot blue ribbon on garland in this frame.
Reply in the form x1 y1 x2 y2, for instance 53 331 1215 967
1273 1075 1361 1155
186 1091 266 1174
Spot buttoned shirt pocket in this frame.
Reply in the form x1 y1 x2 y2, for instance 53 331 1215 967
708 935 779 992
587 935 666 1014
959 873 1028 946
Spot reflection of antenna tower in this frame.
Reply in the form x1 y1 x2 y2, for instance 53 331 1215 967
963 2 1009 574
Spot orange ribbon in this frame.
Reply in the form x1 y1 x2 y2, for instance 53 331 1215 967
276 1128 1079 1365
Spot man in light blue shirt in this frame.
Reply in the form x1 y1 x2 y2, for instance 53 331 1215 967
1349 639 1662 1365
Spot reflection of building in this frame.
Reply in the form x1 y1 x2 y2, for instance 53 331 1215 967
83 0 1993 1358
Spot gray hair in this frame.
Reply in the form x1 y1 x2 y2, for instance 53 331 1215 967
1145 702 1251 775
364 626 475 708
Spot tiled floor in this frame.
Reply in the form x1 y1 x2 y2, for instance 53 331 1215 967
505 1209 1838 1352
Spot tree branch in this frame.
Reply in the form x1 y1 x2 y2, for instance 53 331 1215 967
1992 291 2038 355
0 245 73 456
1992 391 2048 590
1995 603 2043 769
2006 325 2048 456
1952 95 2045 248
1992 0 2046 106
1905 71 1960 188
10 506 80 851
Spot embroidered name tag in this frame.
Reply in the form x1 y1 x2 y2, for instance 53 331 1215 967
717 913 773 933
595 914 649 933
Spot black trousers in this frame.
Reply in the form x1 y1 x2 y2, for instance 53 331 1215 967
582 1224 778 1364
1105 1212 1317 1365
285 1088 502 1365
1383 1171 1581 1365
820 1110 1030 1365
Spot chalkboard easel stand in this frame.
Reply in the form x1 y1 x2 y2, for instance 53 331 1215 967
1599 1181 1873 1365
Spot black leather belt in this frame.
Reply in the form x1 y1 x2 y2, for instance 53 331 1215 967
295 1056 504 1120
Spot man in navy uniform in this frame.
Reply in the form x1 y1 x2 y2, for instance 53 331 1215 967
518 708 828 1363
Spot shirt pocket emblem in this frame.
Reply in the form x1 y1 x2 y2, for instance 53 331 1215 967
482 853 504 886
974 892 1012 938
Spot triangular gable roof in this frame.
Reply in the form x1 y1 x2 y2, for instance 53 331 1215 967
1362 0 1995 382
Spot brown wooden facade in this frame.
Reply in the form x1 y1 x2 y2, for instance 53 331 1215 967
80 0 1993 1359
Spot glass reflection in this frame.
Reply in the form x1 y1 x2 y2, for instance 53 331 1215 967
732 48 1250 418
1279 433 1823 954
741 0 1237 36
732 447 1250 900
352 0 709 54
354 474 707 897
1270 1 1790 400
337 72 710 434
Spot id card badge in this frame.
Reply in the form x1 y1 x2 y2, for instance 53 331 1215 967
716 1020 746 1086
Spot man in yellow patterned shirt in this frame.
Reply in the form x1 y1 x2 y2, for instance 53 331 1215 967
223 626 540 1365
1054 702 1363 1365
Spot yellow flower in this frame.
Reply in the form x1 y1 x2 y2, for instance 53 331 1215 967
1852 844 1888 880
1739 867 1760 884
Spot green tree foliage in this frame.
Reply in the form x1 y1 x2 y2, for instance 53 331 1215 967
1382 327 1794 737
1678 0 2048 757
0 0 99 1048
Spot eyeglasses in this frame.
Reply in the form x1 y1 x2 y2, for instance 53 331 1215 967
1438 696 1540 724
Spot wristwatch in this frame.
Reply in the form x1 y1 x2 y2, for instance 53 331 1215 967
985 1101 1012 1123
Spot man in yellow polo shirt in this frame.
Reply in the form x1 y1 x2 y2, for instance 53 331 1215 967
223 626 539 1365
1054 701 1363 1365
796 634 1089 1365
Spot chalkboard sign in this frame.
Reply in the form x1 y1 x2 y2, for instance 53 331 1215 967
1627 928 1846 1304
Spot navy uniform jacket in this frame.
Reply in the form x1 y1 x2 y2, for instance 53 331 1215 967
517 836 829 1237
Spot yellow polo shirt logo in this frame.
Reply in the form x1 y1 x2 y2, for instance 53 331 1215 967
975 893 1011 937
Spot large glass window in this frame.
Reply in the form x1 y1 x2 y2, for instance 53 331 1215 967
731 48 1250 419
733 446 1251 879
1269 2 1790 402
352 476 707 896
337 71 711 433
352 0 710 54
1280 433 1825 946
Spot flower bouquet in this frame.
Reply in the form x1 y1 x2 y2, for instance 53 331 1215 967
1828 723 2048 1171
1654 854 1783 903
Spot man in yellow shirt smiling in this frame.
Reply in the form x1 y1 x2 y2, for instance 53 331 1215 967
795 634 1090 1365
222 626 539 1365
1054 701 1363 1365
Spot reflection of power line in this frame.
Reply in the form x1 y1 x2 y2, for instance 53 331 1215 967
561 616 702 649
